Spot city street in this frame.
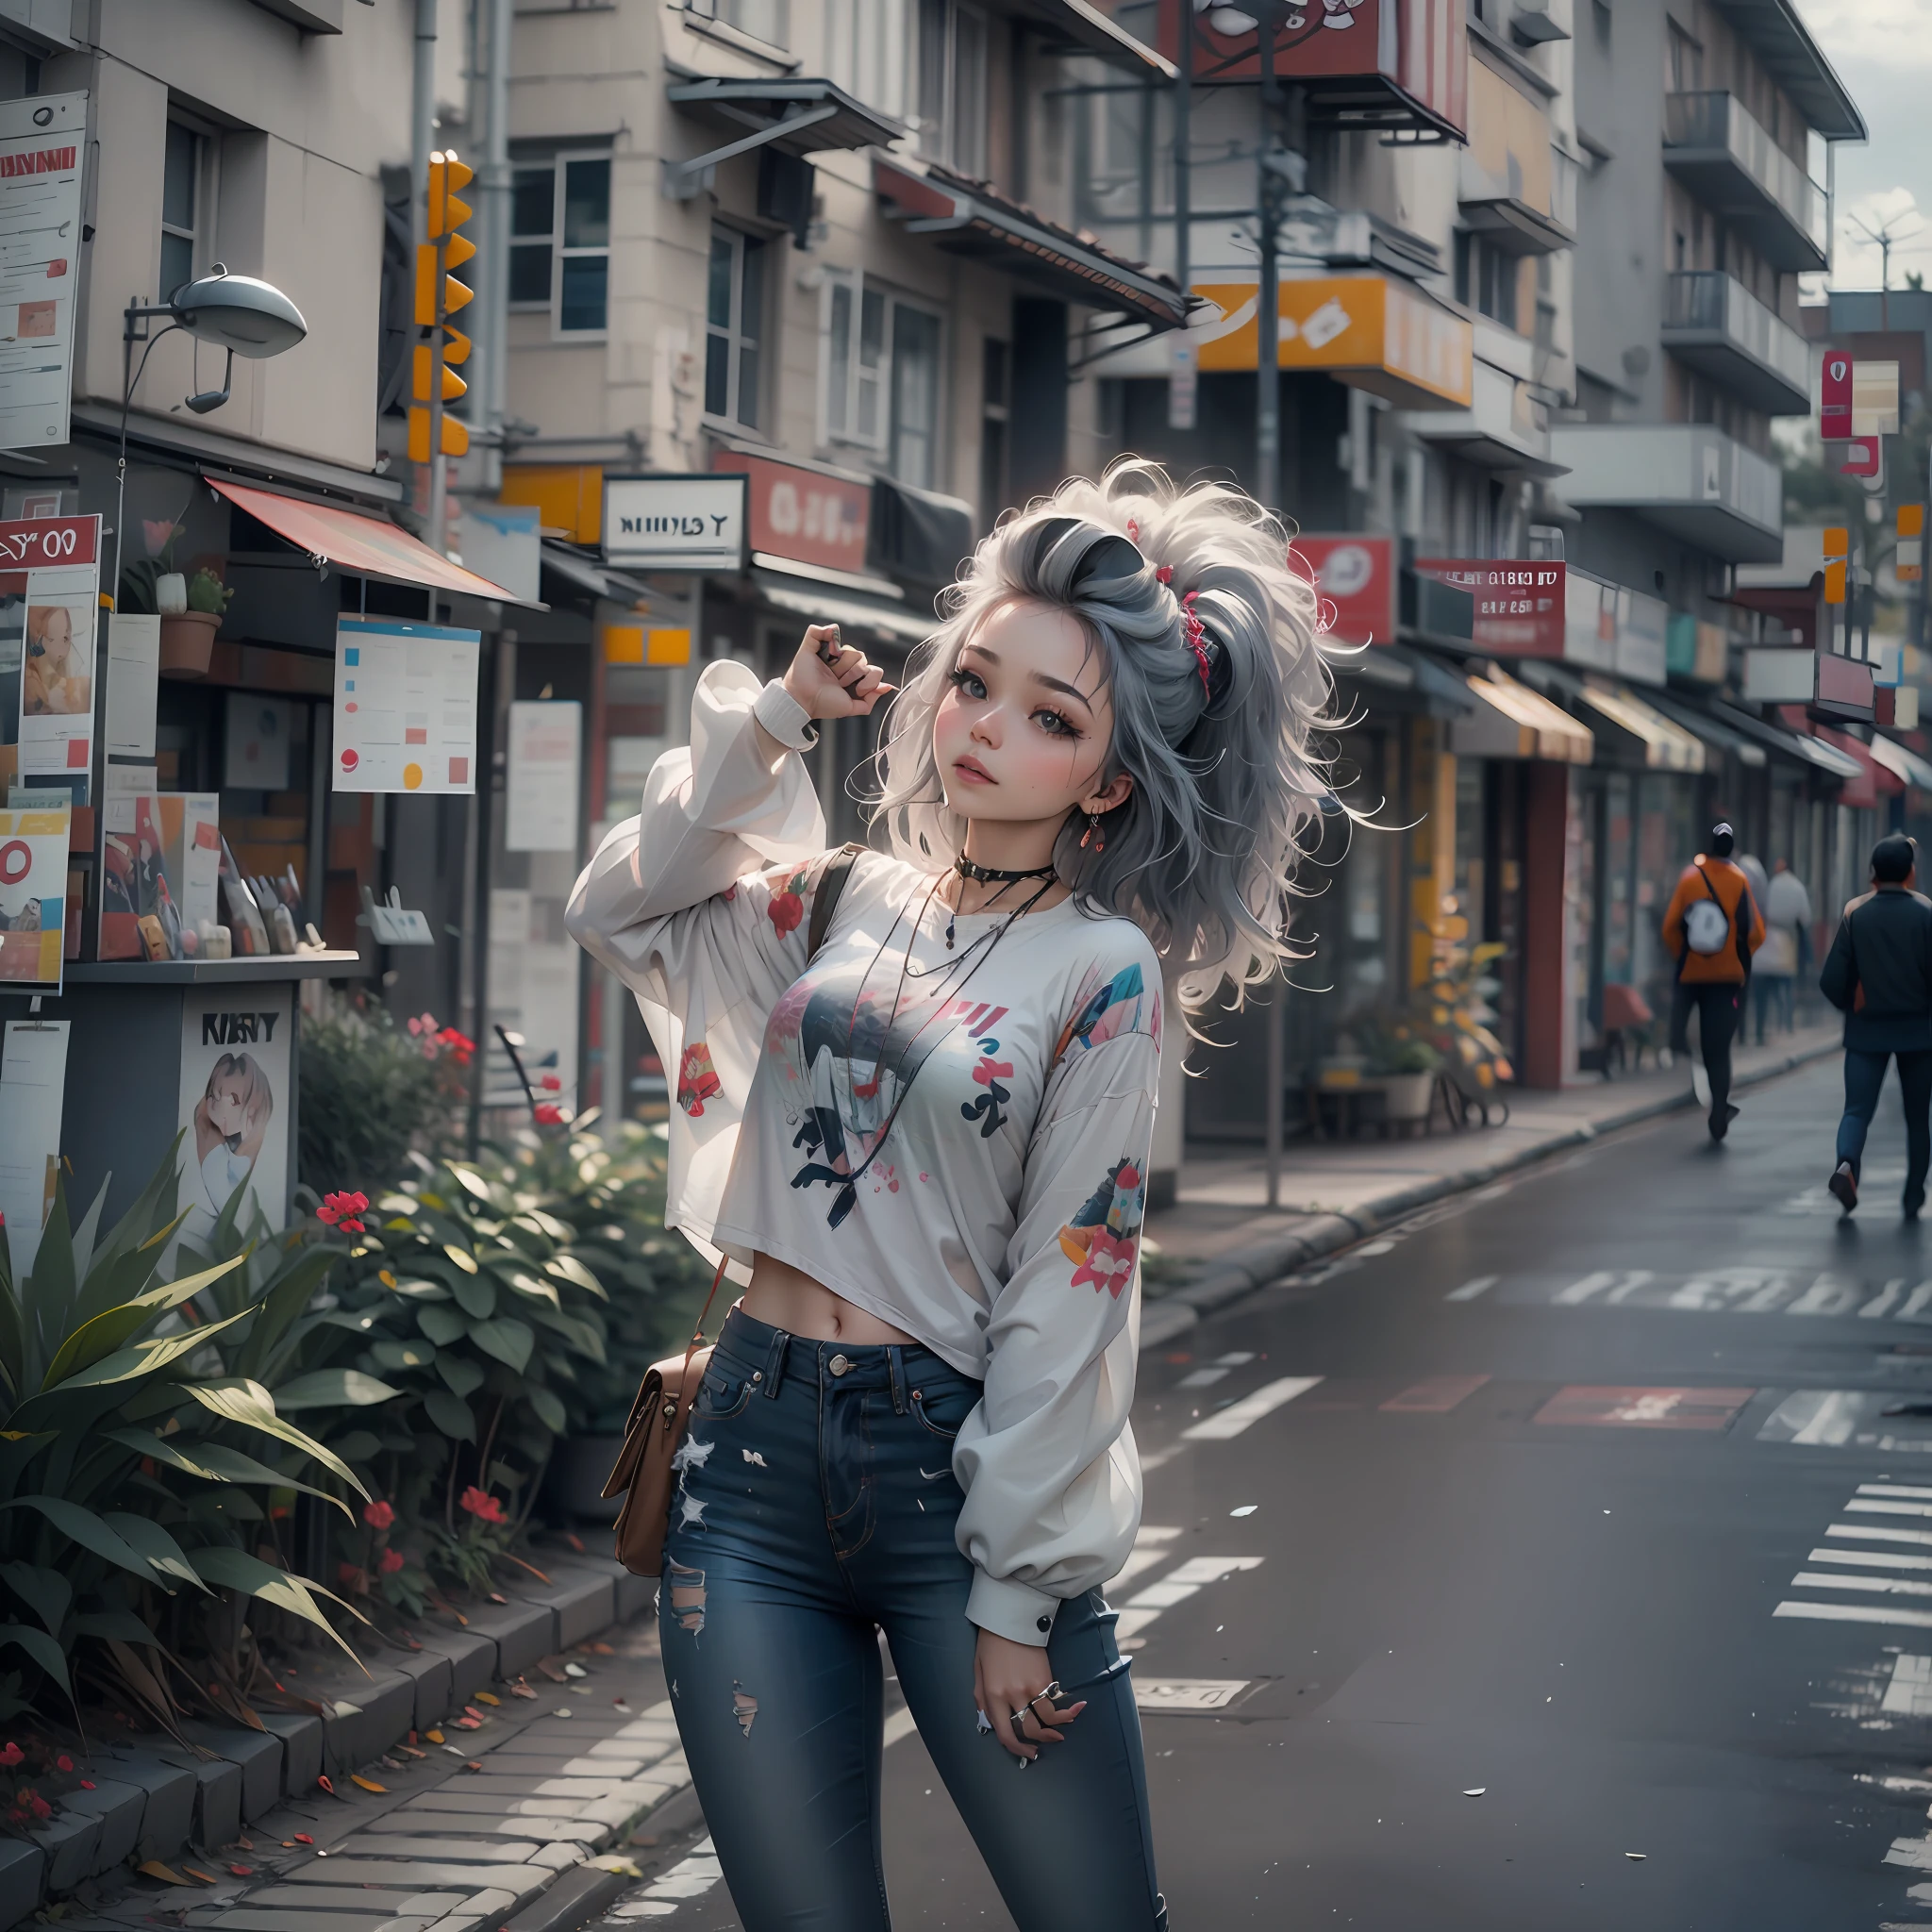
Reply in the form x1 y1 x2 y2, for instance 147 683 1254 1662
614 1052 1932 1928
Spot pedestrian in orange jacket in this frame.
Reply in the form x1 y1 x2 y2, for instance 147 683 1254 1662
1660 820 1765 1141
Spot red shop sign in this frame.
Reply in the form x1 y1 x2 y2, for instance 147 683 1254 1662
1821 352 1853 441
0 514 96 571
1416 558 1565 656
711 450 870 575
1290 534 1394 648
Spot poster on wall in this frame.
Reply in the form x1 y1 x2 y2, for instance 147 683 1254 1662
505 700 582 852
175 982 291 1251
8 514 101 790
0 92 87 455
0 1018 67 1274
0 796 68 990
331 618 479 795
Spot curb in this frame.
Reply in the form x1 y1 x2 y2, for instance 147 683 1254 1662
1141 1037 1840 1348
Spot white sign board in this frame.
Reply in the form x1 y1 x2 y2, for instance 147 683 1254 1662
1742 647 1816 706
506 699 581 853
105 612 159 760
0 92 85 453
332 617 480 794
603 473 747 572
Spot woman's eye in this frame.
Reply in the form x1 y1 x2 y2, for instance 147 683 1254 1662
948 668 987 699
1032 708 1075 738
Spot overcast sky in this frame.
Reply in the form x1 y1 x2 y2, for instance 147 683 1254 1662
1793 0 1932 292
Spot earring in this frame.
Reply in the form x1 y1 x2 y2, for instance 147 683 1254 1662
1080 810 1105 854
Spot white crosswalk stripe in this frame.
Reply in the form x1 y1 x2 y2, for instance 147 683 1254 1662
1453 1267 1932 1324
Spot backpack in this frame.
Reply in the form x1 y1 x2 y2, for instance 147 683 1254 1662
1684 866 1730 955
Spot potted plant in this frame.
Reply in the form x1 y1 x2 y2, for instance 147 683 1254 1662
1360 1017 1443 1123
159 565 232 678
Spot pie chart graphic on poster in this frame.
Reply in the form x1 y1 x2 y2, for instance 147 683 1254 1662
330 618 480 795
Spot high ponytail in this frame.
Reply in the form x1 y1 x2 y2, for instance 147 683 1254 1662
862 458 1338 1026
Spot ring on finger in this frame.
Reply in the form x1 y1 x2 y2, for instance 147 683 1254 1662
1025 1682 1061 1714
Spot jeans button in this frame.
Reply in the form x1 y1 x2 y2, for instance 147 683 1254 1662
828 1353 851 1376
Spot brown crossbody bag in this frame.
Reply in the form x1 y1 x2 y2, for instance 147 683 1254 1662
601 843 864 1576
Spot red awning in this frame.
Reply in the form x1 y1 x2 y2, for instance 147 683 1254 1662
1813 724 1898 810
207 477 530 606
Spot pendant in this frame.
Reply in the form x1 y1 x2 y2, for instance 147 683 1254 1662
945 914 957 950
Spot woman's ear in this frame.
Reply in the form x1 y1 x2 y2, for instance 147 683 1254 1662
1080 772 1134 817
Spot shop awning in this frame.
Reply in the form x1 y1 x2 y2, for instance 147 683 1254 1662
1811 725 1892 810
208 476 531 606
1869 733 1932 793
752 570 939 647
1642 688 1767 769
541 541 649 606
875 157 1187 332
1574 681 1706 772
1453 665 1593 764
1325 643 1473 717
1707 697 1865 779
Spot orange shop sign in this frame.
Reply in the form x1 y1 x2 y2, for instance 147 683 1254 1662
1192 274 1473 409
712 448 870 575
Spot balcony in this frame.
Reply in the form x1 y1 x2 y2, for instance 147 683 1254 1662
1404 356 1566 477
1663 92 1828 272
1457 151 1574 258
1545 423 1784 562
1660 272 1809 415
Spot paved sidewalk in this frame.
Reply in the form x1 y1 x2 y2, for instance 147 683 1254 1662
1140 1019 1842 1345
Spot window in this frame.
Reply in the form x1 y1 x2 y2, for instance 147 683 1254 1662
1454 233 1519 331
686 0 788 47
823 275 944 483
825 0 908 119
979 338 1008 533
508 154 611 335
916 0 988 175
160 122 202 300
706 227 766 427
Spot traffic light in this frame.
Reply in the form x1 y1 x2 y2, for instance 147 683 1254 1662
410 150 475 464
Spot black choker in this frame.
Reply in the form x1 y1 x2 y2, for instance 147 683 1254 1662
954 856 1058 884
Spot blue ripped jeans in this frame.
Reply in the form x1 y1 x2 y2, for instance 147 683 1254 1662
658 1306 1166 1932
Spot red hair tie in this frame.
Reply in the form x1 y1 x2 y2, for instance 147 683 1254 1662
1181 591 1212 697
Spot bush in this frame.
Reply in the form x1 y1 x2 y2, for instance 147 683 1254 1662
297 996 472 1196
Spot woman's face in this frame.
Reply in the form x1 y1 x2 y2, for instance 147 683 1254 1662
931 598 1129 826
37 608 70 659
206 1072 249 1139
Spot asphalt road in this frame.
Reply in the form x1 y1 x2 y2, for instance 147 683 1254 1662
608 1051 1932 1930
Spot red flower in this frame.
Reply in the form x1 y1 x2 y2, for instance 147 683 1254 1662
380 1548 407 1574
1071 1228 1138 1300
767 884 804 938
1156 564 1174 585
438 1025 475 1066
54 1756 71 1774
362 1500 395 1531
338 1562 366 1590
540 1074 561 1091
29 1793 49 1821
676 1043 723 1119
459 1486 508 1524
318 1191 369 1234
533 1103 564 1126
0 1742 24 1769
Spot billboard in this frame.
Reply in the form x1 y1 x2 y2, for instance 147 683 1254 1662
1416 559 1565 656
1290 534 1394 648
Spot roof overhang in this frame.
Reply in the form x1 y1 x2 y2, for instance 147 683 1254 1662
1707 0 1866 139
664 75 906 194
1453 663 1593 763
1574 680 1707 771
875 157 1187 332
208 476 532 607
989 0 1174 76
1708 697 1865 778
1870 732 1932 793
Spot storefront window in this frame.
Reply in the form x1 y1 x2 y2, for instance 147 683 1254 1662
1453 758 1485 944
1602 772 1635 991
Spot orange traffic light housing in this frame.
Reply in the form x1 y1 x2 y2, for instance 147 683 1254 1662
415 151 477 464
427 151 475 241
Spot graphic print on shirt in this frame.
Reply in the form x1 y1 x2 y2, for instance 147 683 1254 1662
1058 1156 1145 1298
1058 959 1162 1059
676 1041 723 1117
767 944 1009 1228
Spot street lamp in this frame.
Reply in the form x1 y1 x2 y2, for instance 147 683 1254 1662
115 268 309 603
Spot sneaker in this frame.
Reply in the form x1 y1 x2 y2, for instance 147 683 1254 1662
1829 1162 1859 1214
1690 1063 1711 1109
1906 1191 1924 1223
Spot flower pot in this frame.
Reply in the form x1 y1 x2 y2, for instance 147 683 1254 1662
1377 1072 1435 1122
158 609 220 678
156 571 188 616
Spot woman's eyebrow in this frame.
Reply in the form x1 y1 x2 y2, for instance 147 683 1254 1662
959 641 1095 712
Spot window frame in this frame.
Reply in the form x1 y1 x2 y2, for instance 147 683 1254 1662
914 0 988 176
705 224 768 431
819 269 946 484
159 118 211 303
508 148 612 341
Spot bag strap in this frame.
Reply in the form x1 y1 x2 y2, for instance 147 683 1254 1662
680 1255 729 1386
808 841 866 959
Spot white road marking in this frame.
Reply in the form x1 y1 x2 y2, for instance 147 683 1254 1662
1884 1837 1932 1872
1445 1275 1497 1302
1807 1548 1932 1572
1885 1656 1932 1717
1848 1499 1932 1519
1180 1377 1323 1441
1133 1677 1251 1711
1904 1282 1932 1322
1788 1275 1863 1316
1605 1271 1656 1304
1827 1524 1932 1547
1859 1484 1932 1501
1862 1280 1908 1319
1107 1526 1186 1592
1774 1601 1932 1629
1176 1367 1230 1388
1115 1555 1265 1640
1556 1271 1616 1306
1792 1571 1932 1598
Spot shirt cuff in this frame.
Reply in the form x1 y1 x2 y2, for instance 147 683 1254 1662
753 677 818 751
966 1570 1060 1647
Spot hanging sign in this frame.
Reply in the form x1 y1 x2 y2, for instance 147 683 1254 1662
331 617 480 795
9 512 100 791
1821 351 1852 441
505 699 582 853
0 92 86 454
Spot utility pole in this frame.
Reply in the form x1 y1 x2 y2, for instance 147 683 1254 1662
478 0 512 491
1849 210 1924 333
1168 0 1194 432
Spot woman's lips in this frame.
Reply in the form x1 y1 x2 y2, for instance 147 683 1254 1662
952 757 994 785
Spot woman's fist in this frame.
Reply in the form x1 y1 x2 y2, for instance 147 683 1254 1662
782 624 893 721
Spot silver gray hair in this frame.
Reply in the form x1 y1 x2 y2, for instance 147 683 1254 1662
861 458 1336 1022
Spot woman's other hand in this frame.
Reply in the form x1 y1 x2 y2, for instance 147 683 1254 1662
973 1625 1086 1761
782 624 893 721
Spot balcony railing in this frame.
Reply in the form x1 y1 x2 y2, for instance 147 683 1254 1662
1663 92 1828 269
1660 270 1809 414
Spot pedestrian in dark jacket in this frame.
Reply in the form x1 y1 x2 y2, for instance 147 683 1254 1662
1820 833 1932 1217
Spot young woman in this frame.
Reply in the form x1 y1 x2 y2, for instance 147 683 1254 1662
567 460 1328 1930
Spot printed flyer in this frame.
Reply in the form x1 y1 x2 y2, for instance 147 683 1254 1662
7 513 101 788
332 617 479 795
0 795 68 990
175 982 291 1250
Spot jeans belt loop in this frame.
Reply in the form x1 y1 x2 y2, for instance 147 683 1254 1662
887 1346 908 1416
760 1325 788 1398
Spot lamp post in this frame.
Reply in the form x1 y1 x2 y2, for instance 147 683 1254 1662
116 268 308 605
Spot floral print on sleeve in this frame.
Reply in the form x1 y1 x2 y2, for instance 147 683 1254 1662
1057 1155 1145 1299
676 1041 724 1117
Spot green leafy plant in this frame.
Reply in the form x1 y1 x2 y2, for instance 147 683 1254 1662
186 567 232 617
1346 1008 1445 1077
0 1149 369 1734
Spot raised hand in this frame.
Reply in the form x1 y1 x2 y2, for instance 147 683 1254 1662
781 624 894 721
